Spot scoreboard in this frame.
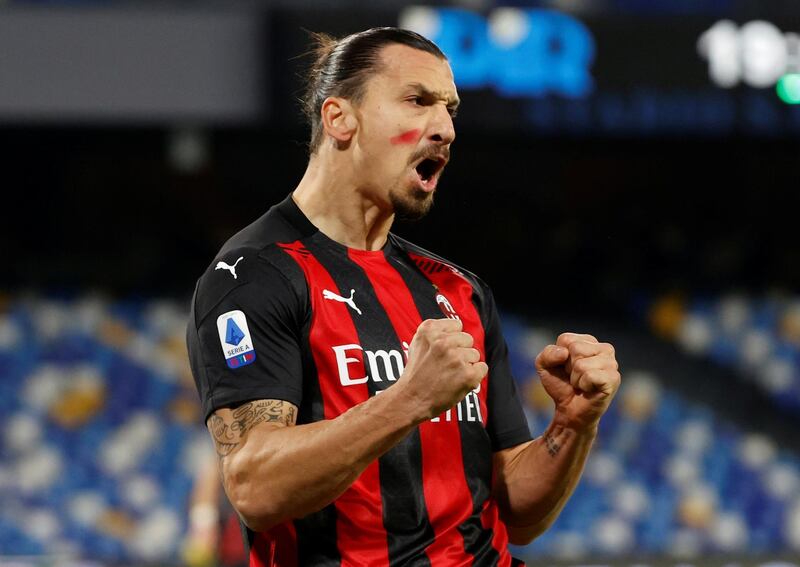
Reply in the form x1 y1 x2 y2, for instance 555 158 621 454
390 7 800 136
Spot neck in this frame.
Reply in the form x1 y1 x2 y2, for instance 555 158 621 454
292 152 394 251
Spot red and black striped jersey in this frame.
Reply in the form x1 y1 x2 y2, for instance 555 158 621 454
187 194 532 567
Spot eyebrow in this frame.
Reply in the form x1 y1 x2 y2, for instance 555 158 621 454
406 82 460 111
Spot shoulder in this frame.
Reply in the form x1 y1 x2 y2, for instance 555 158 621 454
389 233 492 297
191 198 314 328
191 245 301 328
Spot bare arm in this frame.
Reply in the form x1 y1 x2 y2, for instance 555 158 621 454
208 318 488 532
209 392 419 532
493 421 597 544
492 333 620 544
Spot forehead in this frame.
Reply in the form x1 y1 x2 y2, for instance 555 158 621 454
371 43 457 98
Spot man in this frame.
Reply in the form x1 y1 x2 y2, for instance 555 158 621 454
186 27 621 566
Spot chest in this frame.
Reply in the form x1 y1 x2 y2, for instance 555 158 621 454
280 239 489 423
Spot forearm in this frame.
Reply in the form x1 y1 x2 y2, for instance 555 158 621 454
495 417 597 542
220 386 423 532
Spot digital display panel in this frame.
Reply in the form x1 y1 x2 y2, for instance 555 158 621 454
394 7 800 136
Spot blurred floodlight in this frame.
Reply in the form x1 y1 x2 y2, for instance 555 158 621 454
167 127 209 175
122 475 161 513
741 328 774 367
665 454 702 489
399 7 441 41
764 462 800 500
585 450 622 487
675 419 713 456
489 9 529 49
612 482 650 520
99 412 160 476
550 531 588 560
69 491 108 527
32 301 69 341
678 313 713 355
718 295 750 335
710 511 749 552
740 21 787 88
592 515 634 554
129 508 181 561
760 355 795 394
738 433 778 469
23 509 61 542
74 295 108 335
125 334 159 367
144 300 188 338
698 20 741 88
4 412 43 454
181 432 216 478
15 446 63 494
620 370 660 421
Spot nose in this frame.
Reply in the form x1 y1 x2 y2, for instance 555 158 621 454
428 104 456 146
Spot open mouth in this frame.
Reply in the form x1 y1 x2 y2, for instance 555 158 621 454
413 156 447 189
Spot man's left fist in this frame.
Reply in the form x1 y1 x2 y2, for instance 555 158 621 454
535 333 621 430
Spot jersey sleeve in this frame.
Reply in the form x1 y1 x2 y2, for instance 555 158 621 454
481 284 532 451
186 247 307 422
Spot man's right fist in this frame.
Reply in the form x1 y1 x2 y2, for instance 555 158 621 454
399 318 488 420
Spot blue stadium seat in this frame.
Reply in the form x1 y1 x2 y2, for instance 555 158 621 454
1 297 799 562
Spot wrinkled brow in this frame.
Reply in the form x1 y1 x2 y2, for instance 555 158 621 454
406 82 460 110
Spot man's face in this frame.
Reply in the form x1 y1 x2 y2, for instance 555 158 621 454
351 44 459 221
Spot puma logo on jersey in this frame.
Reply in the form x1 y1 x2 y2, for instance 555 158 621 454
323 289 362 315
215 256 244 279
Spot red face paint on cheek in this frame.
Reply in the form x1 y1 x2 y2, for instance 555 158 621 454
389 129 421 145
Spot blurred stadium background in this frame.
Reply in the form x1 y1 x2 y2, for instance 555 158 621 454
2 0 800 565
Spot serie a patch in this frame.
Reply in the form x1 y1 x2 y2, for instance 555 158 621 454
216 310 256 369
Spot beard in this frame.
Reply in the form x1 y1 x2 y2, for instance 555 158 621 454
390 185 435 222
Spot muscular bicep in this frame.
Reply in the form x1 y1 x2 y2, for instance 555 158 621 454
207 399 298 458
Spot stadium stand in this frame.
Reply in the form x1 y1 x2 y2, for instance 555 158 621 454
0 295 209 563
648 293 800 412
0 297 799 563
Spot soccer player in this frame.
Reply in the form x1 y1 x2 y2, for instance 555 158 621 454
186 27 621 566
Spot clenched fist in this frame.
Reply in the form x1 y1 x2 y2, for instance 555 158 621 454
399 318 488 421
535 333 621 431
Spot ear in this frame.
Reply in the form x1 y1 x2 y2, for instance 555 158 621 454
320 97 358 145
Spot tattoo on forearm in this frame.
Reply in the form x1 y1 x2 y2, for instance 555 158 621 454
208 399 296 458
544 432 561 457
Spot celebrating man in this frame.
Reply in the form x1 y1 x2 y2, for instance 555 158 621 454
186 27 621 566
